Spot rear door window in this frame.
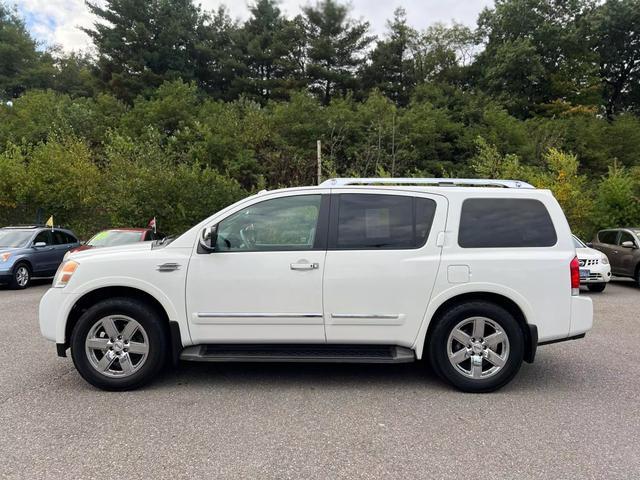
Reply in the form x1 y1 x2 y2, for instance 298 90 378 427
331 194 436 250
53 231 68 245
458 198 557 248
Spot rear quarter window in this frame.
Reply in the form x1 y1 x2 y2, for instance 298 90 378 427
458 198 557 248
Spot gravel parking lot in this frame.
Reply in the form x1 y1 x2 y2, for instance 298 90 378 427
1 281 639 479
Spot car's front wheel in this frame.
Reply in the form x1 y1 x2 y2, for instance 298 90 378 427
428 301 524 393
9 263 31 289
71 298 167 390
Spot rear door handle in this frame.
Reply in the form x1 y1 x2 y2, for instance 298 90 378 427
290 262 319 271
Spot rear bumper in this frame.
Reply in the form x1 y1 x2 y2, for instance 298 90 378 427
569 295 593 336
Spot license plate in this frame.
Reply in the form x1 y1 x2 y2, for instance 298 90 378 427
579 269 590 279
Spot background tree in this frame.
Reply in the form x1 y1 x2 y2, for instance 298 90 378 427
0 3 54 99
303 0 374 104
362 8 416 106
84 0 207 102
590 0 640 118
475 0 599 117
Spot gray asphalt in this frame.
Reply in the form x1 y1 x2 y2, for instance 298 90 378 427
1 281 639 479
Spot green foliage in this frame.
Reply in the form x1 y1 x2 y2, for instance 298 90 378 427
303 0 374 104
0 4 55 98
2 0 640 238
593 164 640 230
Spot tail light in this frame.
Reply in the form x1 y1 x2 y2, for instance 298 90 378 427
570 256 580 296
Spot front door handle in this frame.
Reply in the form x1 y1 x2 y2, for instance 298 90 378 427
290 262 319 271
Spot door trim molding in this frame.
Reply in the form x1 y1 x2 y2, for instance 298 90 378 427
328 313 404 326
194 312 323 325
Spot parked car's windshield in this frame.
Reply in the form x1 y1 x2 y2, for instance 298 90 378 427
573 236 586 248
0 229 33 248
87 230 143 247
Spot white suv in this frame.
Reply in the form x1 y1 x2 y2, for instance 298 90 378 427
39 178 593 392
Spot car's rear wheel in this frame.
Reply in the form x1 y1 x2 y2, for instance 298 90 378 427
71 297 167 390
587 283 606 292
9 263 31 289
428 301 524 393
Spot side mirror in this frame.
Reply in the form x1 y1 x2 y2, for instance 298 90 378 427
33 241 46 248
199 225 218 253
586 242 593 248
621 240 637 249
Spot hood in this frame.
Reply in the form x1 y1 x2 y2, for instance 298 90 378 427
0 246 24 257
576 246 607 260
67 241 152 260
69 244 94 254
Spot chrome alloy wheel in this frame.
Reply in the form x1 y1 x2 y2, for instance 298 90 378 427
447 316 510 380
15 266 29 287
85 315 149 378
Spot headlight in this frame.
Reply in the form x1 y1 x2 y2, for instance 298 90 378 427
0 252 11 262
600 256 609 265
53 260 79 288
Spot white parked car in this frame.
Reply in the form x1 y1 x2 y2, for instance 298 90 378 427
573 235 611 292
39 178 593 393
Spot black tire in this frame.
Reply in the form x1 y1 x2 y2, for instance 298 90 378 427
428 301 524 393
587 283 606 293
9 263 31 289
71 297 168 391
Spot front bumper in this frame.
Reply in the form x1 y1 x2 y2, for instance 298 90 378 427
579 263 611 284
39 287 80 343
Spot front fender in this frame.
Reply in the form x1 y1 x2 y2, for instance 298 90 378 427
60 276 191 347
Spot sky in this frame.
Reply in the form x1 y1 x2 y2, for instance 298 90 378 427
15 0 494 53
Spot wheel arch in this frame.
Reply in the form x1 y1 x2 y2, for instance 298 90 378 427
63 286 183 364
13 258 33 273
414 290 537 363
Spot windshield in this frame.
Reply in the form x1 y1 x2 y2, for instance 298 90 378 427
87 230 144 247
572 235 586 248
0 230 34 248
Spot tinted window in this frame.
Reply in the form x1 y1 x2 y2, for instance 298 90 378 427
617 231 636 246
216 195 322 251
66 233 78 244
53 231 68 245
458 198 557 248
334 194 436 249
598 230 617 244
33 231 53 246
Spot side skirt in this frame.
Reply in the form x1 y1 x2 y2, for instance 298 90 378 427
179 344 416 364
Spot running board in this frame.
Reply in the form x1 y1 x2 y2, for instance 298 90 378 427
179 344 416 364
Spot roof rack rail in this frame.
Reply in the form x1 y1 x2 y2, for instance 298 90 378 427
320 178 535 189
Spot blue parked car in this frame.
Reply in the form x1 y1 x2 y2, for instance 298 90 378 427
0 226 80 289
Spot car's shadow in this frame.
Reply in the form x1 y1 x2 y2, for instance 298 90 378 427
0 278 51 290
133 349 583 395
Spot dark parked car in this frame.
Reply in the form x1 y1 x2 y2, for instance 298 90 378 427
0 226 80 289
591 228 640 286
65 228 165 259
